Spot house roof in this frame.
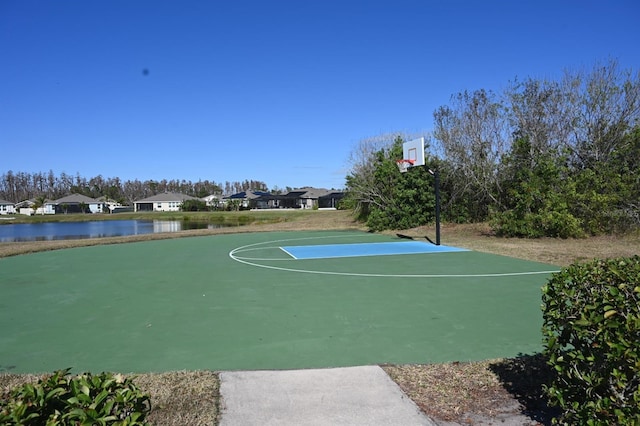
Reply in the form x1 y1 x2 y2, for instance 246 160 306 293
202 194 223 200
0 199 14 205
96 196 117 202
134 192 200 203
224 190 271 200
319 191 345 199
253 189 344 202
15 200 35 207
287 188 332 199
51 194 100 204
281 191 306 199
15 198 54 208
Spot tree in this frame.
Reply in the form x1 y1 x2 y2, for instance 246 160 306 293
357 138 405 229
492 135 583 238
33 195 47 215
344 134 396 220
505 77 574 158
569 125 640 233
226 199 241 211
564 59 640 169
345 135 437 230
181 199 207 211
344 132 423 221
2 170 16 202
433 89 509 221
613 125 640 227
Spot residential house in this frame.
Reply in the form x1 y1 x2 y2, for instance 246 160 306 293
46 194 107 214
318 191 345 209
247 188 345 210
0 199 16 215
133 192 200 212
15 199 40 215
15 199 35 215
202 193 226 210
96 196 132 213
281 187 342 209
224 190 272 209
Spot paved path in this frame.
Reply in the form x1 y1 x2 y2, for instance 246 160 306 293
219 365 437 425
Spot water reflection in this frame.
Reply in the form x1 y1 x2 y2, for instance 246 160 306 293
0 220 230 243
152 220 216 232
153 220 181 233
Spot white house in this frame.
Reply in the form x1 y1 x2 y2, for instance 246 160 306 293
202 193 226 209
0 199 16 215
15 199 37 215
133 192 200 212
95 196 130 213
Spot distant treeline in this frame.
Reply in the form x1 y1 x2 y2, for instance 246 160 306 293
0 171 270 205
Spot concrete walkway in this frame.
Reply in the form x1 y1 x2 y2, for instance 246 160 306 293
219 365 437 425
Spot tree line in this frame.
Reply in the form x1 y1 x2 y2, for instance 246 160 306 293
0 170 269 205
345 59 640 237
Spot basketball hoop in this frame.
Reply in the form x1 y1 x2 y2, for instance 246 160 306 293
396 159 415 173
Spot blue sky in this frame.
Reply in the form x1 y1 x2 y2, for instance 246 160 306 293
1 1 638 191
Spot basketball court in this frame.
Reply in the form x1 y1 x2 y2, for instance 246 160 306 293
0 230 558 374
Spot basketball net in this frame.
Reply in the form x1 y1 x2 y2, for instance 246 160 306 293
396 159 415 173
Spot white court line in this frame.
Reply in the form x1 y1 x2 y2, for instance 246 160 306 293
232 246 295 261
228 234 561 279
279 246 297 259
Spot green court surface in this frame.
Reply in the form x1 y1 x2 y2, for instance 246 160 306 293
0 231 559 374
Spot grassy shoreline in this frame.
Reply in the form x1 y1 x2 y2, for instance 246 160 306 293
0 209 317 224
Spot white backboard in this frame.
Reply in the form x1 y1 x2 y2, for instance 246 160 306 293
403 137 425 167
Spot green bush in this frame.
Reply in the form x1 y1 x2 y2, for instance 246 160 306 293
180 199 208 212
541 256 640 425
0 369 151 425
491 209 584 238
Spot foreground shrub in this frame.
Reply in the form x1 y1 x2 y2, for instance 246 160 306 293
0 368 151 425
541 256 640 425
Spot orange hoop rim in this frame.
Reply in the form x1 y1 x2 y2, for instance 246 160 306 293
396 159 416 165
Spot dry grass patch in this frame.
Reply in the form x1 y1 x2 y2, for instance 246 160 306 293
0 373 44 394
133 371 220 426
384 355 559 425
390 222 640 266
384 361 507 421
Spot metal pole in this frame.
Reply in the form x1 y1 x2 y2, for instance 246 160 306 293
434 170 441 245
428 169 442 245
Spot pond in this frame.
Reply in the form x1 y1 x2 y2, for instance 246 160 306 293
0 220 231 243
